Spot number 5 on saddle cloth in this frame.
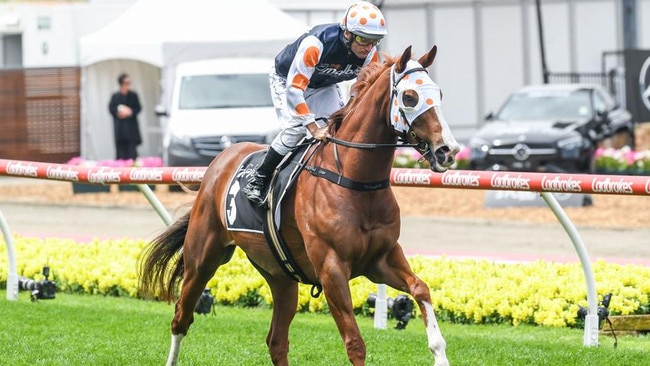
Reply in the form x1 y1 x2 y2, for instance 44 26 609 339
225 142 316 288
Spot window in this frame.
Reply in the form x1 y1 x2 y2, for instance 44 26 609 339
2 34 23 68
37 16 51 31
593 88 616 111
179 74 272 110
496 90 592 121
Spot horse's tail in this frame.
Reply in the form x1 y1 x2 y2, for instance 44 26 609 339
138 211 190 301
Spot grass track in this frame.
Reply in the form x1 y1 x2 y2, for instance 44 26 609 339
1 292 648 365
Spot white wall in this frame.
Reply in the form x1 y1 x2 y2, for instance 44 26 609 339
381 7 428 57
639 0 650 46
20 6 77 67
481 3 526 116
526 1 574 84
0 2 132 68
574 0 619 72
430 5 478 128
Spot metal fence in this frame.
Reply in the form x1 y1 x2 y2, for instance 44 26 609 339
548 70 627 108
0 67 80 163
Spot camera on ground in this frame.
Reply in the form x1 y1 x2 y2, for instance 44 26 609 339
18 266 56 301
194 288 216 315
577 292 612 328
367 293 415 330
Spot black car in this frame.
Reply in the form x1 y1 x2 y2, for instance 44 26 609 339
469 84 635 173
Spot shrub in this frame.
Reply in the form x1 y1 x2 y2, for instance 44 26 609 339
1 236 648 327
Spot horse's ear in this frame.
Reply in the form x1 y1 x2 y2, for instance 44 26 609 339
395 46 412 74
418 45 438 68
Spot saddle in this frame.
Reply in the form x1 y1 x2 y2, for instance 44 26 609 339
225 143 310 233
225 142 318 289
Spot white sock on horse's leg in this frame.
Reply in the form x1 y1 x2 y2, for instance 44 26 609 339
166 333 185 366
423 301 450 366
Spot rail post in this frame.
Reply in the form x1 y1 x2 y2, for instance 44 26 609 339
0 209 18 301
540 192 599 346
136 184 173 226
373 284 388 329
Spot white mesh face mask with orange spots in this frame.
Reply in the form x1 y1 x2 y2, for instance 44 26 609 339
389 60 442 133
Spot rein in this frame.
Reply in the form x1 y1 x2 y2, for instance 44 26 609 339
327 136 424 150
304 63 435 192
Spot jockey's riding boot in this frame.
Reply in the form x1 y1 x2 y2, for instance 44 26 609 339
242 147 284 206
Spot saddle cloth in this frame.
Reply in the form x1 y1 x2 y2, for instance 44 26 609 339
225 144 311 234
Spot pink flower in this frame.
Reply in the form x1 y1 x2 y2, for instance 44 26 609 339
456 145 470 161
408 149 422 160
623 150 636 165
66 157 83 166
66 157 163 168
96 159 133 167
136 157 163 167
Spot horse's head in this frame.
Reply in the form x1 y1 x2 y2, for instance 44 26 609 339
389 46 460 172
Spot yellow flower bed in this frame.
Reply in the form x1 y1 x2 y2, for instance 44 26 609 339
1 236 649 327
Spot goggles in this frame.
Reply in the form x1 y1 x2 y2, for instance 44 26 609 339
353 34 381 47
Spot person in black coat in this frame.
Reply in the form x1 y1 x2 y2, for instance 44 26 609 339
108 73 142 160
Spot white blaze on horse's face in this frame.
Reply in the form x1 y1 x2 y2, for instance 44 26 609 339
389 60 459 172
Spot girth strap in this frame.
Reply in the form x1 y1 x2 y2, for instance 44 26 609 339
262 156 323 298
305 166 390 191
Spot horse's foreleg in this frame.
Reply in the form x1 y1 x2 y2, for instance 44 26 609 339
317 255 366 366
368 244 449 366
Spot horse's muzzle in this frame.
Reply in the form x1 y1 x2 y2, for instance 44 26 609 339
429 145 457 172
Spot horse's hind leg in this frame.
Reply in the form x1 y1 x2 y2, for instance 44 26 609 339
367 244 449 366
167 208 232 366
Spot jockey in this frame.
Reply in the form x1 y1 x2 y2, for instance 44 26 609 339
243 1 388 205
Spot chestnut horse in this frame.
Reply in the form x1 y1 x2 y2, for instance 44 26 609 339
139 45 459 366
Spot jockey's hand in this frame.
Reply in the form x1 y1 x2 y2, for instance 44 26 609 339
307 122 331 141
312 126 331 141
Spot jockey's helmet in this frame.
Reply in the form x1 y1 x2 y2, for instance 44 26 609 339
340 1 387 40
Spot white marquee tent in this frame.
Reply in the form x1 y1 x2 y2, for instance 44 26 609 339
79 0 307 160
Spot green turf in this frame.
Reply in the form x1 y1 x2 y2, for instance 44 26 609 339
1 291 648 365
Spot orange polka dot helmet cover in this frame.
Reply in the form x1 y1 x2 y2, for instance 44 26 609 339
340 1 387 40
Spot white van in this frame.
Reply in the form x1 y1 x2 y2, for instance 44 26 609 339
157 58 279 166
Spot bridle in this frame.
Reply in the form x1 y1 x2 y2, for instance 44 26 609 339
387 62 434 157
303 60 442 191
326 61 437 159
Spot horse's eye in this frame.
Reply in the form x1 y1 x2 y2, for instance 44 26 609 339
401 90 419 108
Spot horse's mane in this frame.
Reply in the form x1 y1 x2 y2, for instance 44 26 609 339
328 55 397 133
